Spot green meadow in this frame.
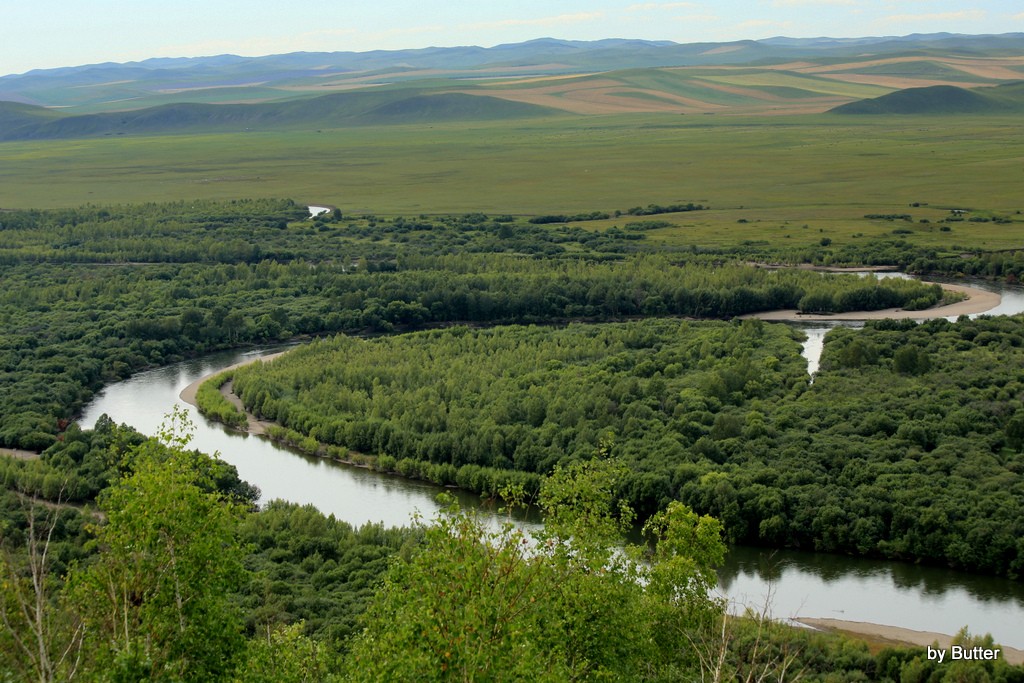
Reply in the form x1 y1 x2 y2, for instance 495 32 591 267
2 112 1023 252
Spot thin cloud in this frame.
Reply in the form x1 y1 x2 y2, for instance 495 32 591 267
1013 12 1024 21
626 2 698 11
462 12 605 31
736 19 794 31
772 0 854 6
672 13 719 23
881 9 986 24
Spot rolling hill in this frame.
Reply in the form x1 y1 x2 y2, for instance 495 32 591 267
830 81 1024 114
0 91 560 141
3 34 1024 136
3 34 1024 114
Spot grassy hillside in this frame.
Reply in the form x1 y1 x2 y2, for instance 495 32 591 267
0 101 65 131
0 90 559 141
831 82 1024 114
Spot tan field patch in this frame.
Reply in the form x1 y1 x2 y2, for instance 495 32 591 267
795 55 1024 81
946 61 1024 80
157 82 268 94
465 87 709 115
469 78 725 115
699 73 886 98
474 86 847 116
278 82 387 92
491 72 602 86
762 61 821 71
690 78 806 102
700 44 747 56
792 56 949 75
819 73 987 90
684 79 852 113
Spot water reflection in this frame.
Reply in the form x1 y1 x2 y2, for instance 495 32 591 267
719 546 1024 646
794 323 862 378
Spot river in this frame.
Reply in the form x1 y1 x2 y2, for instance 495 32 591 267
78 318 1024 648
794 273 1024 377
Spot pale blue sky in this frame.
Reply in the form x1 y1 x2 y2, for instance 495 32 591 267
3 1 1022 76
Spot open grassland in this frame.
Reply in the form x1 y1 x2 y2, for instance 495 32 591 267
2 113 1024 252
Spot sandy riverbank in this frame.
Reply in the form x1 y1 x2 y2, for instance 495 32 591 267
795 618 1024 665
744 281 1000 321
0 447 39 460
178 350 290 436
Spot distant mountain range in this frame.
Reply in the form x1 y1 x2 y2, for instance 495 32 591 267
4 33 1024 110
1 33 1022 139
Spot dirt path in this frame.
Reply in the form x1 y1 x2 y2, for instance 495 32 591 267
795 618 1024 665
0 447 39 460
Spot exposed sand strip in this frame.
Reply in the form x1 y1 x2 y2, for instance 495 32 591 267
796 618 1024 665
178 352 290 438
745 281 1000 322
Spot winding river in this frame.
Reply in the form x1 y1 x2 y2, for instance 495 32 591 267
76 279 1024 649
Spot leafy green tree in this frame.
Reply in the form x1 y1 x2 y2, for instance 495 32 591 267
346 493 566 682
347 456 728 681
234 622 336 683
67 411 248 681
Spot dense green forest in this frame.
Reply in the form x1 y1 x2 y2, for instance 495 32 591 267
230 317 1024 577
3 199 1024 680
0 200 947 451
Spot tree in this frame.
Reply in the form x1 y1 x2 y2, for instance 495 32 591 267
346 493 565 682
67 409 248 681
0 494 85 683
347 456 729 681
234 622 335 683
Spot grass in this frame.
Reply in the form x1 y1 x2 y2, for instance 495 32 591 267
1 112 1023 252
696 72 892 99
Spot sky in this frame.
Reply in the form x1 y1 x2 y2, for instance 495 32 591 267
3 0 1023 77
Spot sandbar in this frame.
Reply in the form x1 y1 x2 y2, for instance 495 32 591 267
178 350 290 437
795 618 1023 665
744 281 1000 321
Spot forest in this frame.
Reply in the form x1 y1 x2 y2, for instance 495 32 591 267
2 199 1023 680
230 317 1024 578
0 200 948 451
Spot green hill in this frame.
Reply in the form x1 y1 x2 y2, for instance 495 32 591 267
0 101 65 135
830 82 1024 114
0 91 560 141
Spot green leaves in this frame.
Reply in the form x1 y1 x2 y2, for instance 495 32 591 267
67 419 248 681
349 457 728 681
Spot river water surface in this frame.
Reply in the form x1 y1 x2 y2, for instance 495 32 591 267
77 329 1024 648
